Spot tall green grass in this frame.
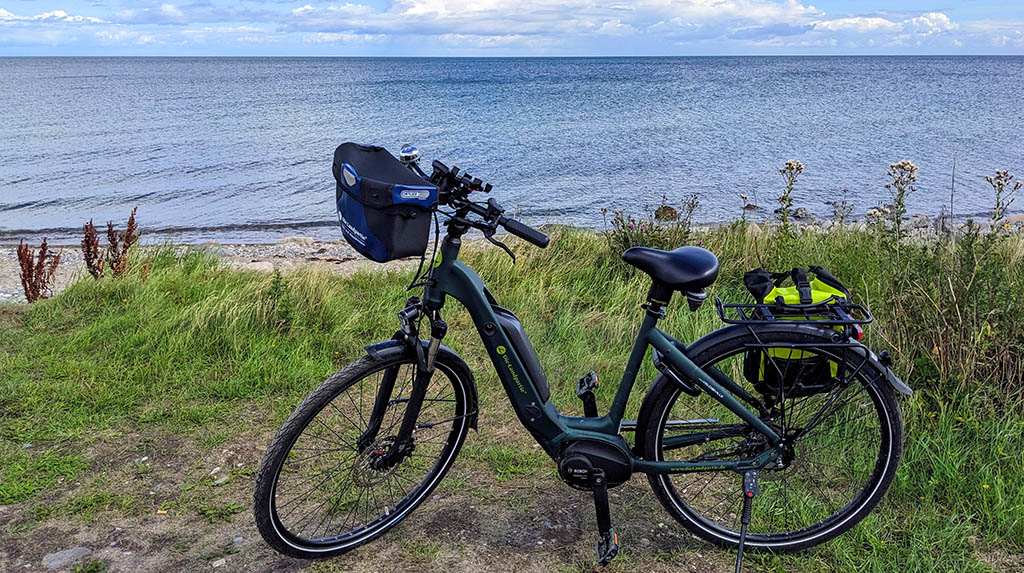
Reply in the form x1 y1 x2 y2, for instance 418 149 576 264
1 226 1022 570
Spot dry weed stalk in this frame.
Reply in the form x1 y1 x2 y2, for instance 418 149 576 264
104 207 140 277
17 238 62 303
82 219 105 278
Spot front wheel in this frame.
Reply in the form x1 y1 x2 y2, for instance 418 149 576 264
637 326 904 552
254 344 474 559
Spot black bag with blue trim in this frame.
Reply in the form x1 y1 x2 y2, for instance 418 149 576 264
332 143 438 263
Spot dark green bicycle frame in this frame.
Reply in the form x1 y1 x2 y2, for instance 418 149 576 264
423 235 783 475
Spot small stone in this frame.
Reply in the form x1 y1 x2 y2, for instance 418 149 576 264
209 466 221 476
654 205 679 222
42 547 91 569
542 518 553 529
212 558 226 568
233 536 243 544
278 236 314 246
213 475 230 486
22 443 31 449
909 214 931 229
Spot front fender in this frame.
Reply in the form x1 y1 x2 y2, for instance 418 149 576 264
364 339 480 430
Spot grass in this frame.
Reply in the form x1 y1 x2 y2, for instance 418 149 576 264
1 226 1023 571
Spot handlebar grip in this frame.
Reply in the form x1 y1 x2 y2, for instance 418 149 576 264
502 217 549 248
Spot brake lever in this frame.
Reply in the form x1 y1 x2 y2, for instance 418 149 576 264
483 225 516 262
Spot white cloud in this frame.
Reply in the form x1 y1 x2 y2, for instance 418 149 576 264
0 7 105 24
303 31 385 43
0 1 1011 54
908 12 958 36
815 17 901 34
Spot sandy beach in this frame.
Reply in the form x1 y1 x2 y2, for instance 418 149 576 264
0 236 425 303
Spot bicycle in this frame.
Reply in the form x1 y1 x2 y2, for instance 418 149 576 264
254 146 911 570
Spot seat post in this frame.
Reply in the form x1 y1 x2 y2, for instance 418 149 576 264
645 281 674 310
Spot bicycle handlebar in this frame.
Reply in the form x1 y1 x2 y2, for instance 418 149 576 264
500 216 549 248
424 157 549 249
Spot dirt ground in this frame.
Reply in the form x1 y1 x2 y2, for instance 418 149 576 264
0 410 741 573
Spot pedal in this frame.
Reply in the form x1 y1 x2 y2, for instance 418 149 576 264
576 370 599 418
595 528 619 566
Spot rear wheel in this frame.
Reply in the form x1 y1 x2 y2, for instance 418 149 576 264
637 327 903 552
254 346 473 559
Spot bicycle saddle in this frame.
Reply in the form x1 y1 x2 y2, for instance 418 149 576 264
621 246 719 292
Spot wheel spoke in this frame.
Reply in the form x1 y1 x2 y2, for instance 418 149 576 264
653 339 896 544
263 358 466 547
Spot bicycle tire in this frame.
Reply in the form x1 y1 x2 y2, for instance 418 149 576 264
253 344 474 559
636 326 903 552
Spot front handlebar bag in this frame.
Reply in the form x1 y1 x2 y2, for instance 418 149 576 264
332 142 437 263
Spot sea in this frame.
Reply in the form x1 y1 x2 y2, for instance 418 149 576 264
2 56 1023 244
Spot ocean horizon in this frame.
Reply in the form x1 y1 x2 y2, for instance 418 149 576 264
2 55 1023 244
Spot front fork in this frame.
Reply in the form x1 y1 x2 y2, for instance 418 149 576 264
360 298 448 469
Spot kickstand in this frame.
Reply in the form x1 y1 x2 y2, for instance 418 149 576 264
735 469 760 573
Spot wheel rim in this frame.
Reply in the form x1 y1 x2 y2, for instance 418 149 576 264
269 360 465 548
655 344 893 544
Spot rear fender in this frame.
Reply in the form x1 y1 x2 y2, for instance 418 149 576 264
846 343 912 395
676 323 913 396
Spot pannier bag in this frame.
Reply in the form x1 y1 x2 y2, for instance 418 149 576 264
742 266 851 400
333 142 438 263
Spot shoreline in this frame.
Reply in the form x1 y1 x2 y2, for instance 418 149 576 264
5 212 1024 303
3 209 1022 249
0 237 424 303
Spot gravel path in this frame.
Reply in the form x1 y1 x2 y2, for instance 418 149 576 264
0 236 428 303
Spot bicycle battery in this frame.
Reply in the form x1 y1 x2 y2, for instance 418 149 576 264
492 305 551 403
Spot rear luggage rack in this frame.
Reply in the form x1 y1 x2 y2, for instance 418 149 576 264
715 297 872 326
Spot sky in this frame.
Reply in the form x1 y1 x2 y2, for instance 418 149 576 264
1 1 1022 56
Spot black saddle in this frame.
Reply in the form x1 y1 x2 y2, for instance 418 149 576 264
622 246 719 294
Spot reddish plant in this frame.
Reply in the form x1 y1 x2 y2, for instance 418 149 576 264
82 219 105 279
104 207 140 277
17 238 62 303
